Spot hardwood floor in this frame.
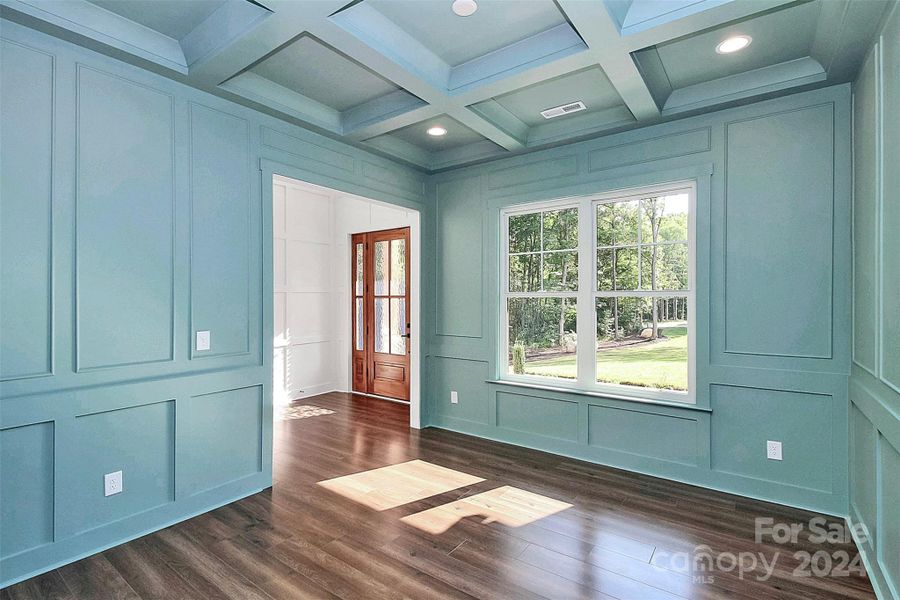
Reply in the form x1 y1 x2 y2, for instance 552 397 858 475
3 392 876 600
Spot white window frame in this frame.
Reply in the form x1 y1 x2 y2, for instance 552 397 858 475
500 180 696 404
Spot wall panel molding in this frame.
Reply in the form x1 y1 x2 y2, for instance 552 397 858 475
188 102 253 361
587 127 711 173
722 103 835 361
434 176 485 339
0 39 55 381
74 64 176 372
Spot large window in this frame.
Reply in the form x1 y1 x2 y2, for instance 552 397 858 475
502 182 695 403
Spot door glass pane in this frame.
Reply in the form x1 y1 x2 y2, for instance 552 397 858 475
390 298 406 355
374 241 388 295
355 243 364 296
355 297 363 351
507 297 576 380
390 239 406 295
374 298 389 353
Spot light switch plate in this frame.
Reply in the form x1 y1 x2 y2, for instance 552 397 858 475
104 471 123 496
767 440 783 461
450 391 458 404
196 330 210 351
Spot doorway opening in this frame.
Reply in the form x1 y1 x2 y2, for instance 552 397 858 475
271 174 421 428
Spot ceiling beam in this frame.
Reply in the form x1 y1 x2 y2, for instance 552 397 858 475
557 0 660 121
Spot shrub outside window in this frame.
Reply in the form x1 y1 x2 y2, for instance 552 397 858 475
501 182 695 403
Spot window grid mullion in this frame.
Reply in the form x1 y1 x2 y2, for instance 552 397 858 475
576 199 594 388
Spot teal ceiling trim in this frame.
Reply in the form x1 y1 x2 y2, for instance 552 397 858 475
329 2 450 92
446 23 587 93
430 140 507 171
220 71 344 133
179 0 270 68
663 56 827 115
617 0 799 50
343 102 437 142
341 89 429 137
2 0 890 172
619 0 735 37
0 0 189 72
468 100 530 146
362 134 433 169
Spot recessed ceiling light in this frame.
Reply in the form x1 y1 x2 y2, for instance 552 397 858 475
427 126 448 137
715 35 752 54
452 0 478 17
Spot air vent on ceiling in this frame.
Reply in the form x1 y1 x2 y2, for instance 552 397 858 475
540 101 587 119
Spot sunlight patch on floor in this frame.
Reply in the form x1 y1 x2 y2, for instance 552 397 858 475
317 459 484 510
401 485 573 534
278 405 335 421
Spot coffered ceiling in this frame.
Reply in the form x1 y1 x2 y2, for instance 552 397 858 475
1 0 891 171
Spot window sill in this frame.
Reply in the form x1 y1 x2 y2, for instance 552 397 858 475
485 379 712 413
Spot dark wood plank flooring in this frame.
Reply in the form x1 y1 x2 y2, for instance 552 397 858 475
2 392 877 600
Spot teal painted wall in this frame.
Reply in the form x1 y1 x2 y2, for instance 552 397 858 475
0 19 425 587
424 83 853 517
848 4 900 599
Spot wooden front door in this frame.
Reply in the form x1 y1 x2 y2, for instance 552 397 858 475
351 227 411 401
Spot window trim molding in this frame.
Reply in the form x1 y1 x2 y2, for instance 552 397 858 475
499 179 697 405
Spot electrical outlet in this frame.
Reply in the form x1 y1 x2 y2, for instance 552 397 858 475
104 471 123 497
767 440 783 461
196 330 210 351
450 391 458 404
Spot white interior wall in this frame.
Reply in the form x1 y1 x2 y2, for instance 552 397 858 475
273 176 336 403
273 175 419 426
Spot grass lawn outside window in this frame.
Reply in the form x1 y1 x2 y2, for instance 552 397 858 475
521 324 688 391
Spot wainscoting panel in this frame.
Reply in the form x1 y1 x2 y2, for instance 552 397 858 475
428 357 491 425
182 386 262 496
587 404 699 466
70 401 175 534
850 404 878 545
0 422 54 558
496 392 578 442
710 385 833 492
